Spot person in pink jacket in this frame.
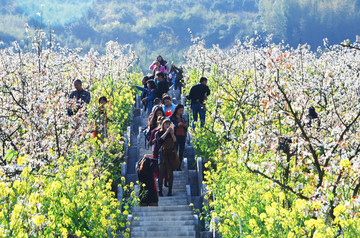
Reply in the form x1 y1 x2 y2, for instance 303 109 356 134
149 61 166 74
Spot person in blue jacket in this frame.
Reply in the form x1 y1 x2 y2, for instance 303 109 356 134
132 80 157 115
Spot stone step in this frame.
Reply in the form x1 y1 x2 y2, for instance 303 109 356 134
170 187 187 191
133 205 192 213
132 219 195 227
168 186 187 189
160 183 187 187
133 214 195 222
172 184 188 187
173 171 187 176
158 195 188 200
171 178 187 182
131 224 195 232
131 230 196 238
133 210 193 217
158 199 188 205
160 182 187 186
172 181 188 185
162 187 187 192
157 197 188 201
157 192 187 197
158 196 188 201
173 174 187 177
158 200 188 206
159 181 187 185
160 187 187 192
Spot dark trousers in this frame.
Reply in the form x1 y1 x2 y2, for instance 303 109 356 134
191 103 206 129
158 164 173 194
176 135 186 168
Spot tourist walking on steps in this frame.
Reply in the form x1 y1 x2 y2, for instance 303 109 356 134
136 156 158 206
149 116 166 161
170 64 184 94
162 93 176 118
170 104 187 170
187 77 211 129
149 61 166 74
68 79 91 116
155 72 169 99
156 55 169 73
143 105 165 145
148 106 165 133
149 116 167 186
153 97 162 107
131 80 157 115
140 76 149 111
156 119 180 196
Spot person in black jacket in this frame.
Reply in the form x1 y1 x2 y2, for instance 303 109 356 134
170 64 184 93
187 77 210 129
155 71 169 99
68 79 91 116
136 156 158 206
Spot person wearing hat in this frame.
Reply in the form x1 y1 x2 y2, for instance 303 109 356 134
162 93 176 118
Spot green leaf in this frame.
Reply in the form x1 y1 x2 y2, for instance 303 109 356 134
5 149 17 162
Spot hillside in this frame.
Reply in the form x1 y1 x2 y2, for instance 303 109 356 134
1 0 360 71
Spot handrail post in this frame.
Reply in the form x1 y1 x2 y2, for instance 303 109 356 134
196 157 203 196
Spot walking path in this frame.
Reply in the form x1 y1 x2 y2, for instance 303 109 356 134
129 99 197 238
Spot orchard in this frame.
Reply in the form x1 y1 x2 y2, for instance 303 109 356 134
0 30 140 237
1 26 360 237
184 36 360 237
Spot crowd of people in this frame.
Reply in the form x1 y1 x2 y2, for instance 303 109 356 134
67 55 211 207
135 56 211 206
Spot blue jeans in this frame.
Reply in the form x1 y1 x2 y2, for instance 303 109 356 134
191 103 206 130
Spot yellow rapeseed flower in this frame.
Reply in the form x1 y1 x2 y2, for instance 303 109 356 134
250 207 258 216
60 228 67 238
249 218 258 229
260 213 267 221
340 159 351 168
32 215 45 226
21 166 31 177
333 204 346 216
17 156 25 165
312 201 322 210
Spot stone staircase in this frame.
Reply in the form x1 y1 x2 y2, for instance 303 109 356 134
128 94 197 237
130 171 196 238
